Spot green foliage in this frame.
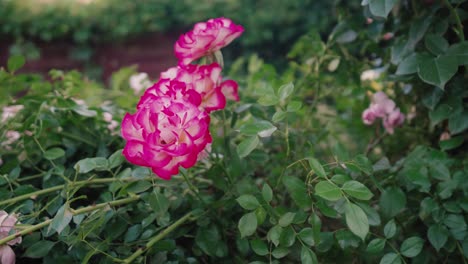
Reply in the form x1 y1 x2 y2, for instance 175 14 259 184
1 0 467 262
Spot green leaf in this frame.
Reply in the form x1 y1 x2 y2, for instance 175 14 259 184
345 202 369 241
301 246 318 264
341 180 373 200
279 226 296 247
429 104 453 125
315 181 342 201
238 212 257 238
286 100 302 112
368 0 398 18
239 120 277 137
396 53 420 75
250 239 268 256
271 247 290 259
358 202 381 226
429 162 450 181
7 55 26 72
424 34 449 55
49 204 73 235
149 191 169 215
272 110 286 123
258 95 279 106
267 225 282 247
278 82 294 101
74 157 109 173
236 194 260 210
331 174 352 185
366 238 386 254
278 212 296 227
24 240 55 258
255 207 267 225
384 219 397 238
196 226 220 256
308 158 326 178
124 224 142 243
262 184 273 203
449 110 468 135
354 155 373 175
380 253 401 264
283 176 311 208
446 41 468 65
108 149 125 169
379 187 406 218
43 147 65 160
237 136 260 158
298 228 315 246
400 236 424 257
428 224 449 251
309 214 322 244
418 55 458 89
126 181 152 194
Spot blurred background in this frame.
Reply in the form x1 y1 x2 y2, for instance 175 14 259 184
0 0 352 82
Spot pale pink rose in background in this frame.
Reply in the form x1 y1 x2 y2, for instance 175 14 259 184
122 95 212 179
382 32 394 41
362 92 405 133
2 131 21 150
174 17 244 65
0 211 22 264
383 108 405 134
103 112 113 122
145 63 239 112
440 131 451 141
129 73 152 95
362 108 377 125
1 105 24 123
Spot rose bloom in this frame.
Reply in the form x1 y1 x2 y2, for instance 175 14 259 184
122 93 212 179
143 63 239 112
0 211 22 264
383 108 405 134
1 105 24 123
174 17 244 65
129 72 152 95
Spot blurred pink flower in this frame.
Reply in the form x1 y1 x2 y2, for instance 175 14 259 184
122 95 212 179
2 131 21 150
174 17 244 65
362 108 377 125
362 92 405 134
129 73 152 95
1 105 23 123
383 108 405 134
144 63 238 112
0 211 22 264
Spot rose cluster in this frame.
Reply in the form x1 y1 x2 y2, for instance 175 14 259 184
121 17 243 180
362 92 405 134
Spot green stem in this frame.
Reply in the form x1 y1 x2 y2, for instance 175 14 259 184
0 177 153 207
0 195 140 246
122 212 195 263
60 131 96 147
443 0 465 41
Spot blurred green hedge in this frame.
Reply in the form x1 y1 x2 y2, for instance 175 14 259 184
0 0 348 62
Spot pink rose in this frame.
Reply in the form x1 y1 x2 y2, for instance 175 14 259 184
122 94 212 179
383 108 405 134
362 92 405 134
144 63 239 112
362 108 377 125
0 211 22 264
174 17 244 65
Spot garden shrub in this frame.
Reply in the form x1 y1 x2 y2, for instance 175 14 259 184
1 0 467 263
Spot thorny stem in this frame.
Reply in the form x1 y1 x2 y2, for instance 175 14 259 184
122 212 196 263
0 177 154 207
0 195 141 246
